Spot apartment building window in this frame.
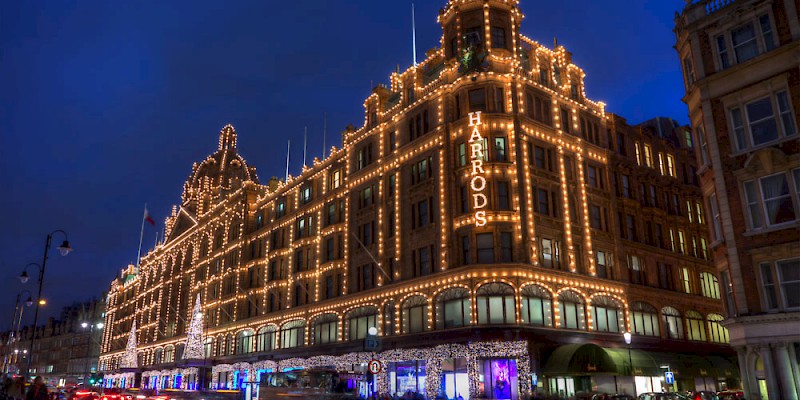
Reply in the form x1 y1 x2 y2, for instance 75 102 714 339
360 222 374 246
658 262 674 290
357 143 373 170
681 267 692 294
687 200 694 223
682 56 695 88
389 131 397 152
413 247 433 277
730 91 796 151
589 204 602 230
494 87 505 113
743 169 799 229
720 271 736 316
643 144 653 167
359 185 374 208
560 108 571 133
534 145 554 171
526 92 552 125
621 175 631 198
760 258 800 310
491 27 506 49
388 174 396 197
459 185 469 215
325 237 335 262
586 165 598 188
708 193 723 240
275 201 286 219
540 238 560 269
461 235 471 265
476 233 494 264
300 186 312 205
700 272 721 299
497 181 510 210
667 155 676 177
412 157 433 184
678 231 686 254
626 214 637 241
500 232 512 262
628 255 644 285
469 88 487 112
539 67 549 86
414 199 431 228
696 125 710 166
596 251 612 279
658 153 666 175
457 142 467 167
329 169 342 190
717 14 776 68
617 132 626 155
493 137 507 161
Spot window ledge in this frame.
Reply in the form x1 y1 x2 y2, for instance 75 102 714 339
729 135 799 158
741 221 800 237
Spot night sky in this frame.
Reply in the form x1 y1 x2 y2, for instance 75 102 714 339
0 0 689 324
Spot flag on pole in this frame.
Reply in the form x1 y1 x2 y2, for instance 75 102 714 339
144 206 155 226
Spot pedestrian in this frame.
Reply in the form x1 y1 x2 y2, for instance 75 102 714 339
25 377 47 400
9 377 25 400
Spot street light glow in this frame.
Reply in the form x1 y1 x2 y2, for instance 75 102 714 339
623 331 632 345
81 322 89 328
38 299 47 306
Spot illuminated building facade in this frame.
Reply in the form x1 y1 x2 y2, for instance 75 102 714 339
100 0 735 397
675 0 800 399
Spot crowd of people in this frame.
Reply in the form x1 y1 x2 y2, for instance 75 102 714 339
0 376 50 400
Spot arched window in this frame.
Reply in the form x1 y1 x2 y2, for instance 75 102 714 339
592 296 624 333
686 310 706 341
707 314 729 343
154 348 163 364
256 326 276 352
175 344 185 360
436 288 472 329
402 295 429 334
224 334 233 355
236 330 254 354
662 307 684 339
313 314 338 345
476 282 516 324
383 302 396 336
346 306 378 340
280 320 305 348
520 285 553 327
700 272 720 299
631 302 659 337
164 346 175 363
203 337 214 358
558 290 586 330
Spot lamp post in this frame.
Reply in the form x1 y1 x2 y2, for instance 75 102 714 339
623 331 634 396
81 322 104 386
19 230 72 377
3 291 33 374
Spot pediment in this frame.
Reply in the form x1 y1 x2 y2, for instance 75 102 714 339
743 147 788 175
166 207 198 243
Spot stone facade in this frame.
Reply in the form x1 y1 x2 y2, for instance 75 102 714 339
675 0 800 399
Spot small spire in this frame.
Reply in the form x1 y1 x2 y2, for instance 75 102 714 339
218 124 237 150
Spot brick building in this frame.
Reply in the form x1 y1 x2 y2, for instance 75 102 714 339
1 298 105 386
674 0 800 399
100 0 736 398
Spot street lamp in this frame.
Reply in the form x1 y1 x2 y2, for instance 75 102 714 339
19 230 72 377
81 321 104 386
3 290 34 374
623 331 634 395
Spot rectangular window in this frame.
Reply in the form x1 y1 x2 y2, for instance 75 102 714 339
500 232 512 262
461 235 471 265
760 263 778 309
390 131 397 151
469 88 487 112
476 233 494 264
494 137 507 161
658 153 666 175
777 91 797 137
330 169 342 190
760 14 775 51
457 142 467 167
683 56 695 88
621 175 631 198
561 108 570 133
587 165 598 188
644 144 653 167
710 193 724 239
418 247 432 276
596 251 611 279
416 199 429 228
491 27 506 49
536 188 549 216
667 155 676 177
685 130 694 148
716 34 730 69
747 96 779 146
628 255 643 284
681 268 692 294
540 238 559 269
589 204 602 230
777 259 800 309
730 107 747 151
497 181 510 210
326 237 334 262
732 22 758 63
759 173 797 226
494 87 505 113
678 231 686 254
539 67 549 85
626 214 636 241
697 125 709 166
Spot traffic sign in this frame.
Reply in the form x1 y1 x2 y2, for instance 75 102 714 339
364 337 381 351
531 372 538 386
368 359 383 374
665 371 674 384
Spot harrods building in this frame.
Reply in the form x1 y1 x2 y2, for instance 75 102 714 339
99 0 737 398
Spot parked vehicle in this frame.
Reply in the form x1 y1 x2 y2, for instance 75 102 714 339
637 393 689 400
591 394 635 400
716 391 745 400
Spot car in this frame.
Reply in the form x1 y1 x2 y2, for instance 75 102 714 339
592 394 635 400
69 389 100 400
99 388 133 400
637 393 689 400
716 391 745 400
689 391 719 400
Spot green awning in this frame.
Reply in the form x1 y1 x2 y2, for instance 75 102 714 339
542 343 650 375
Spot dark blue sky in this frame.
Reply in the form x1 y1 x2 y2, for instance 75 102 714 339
0 0 688 324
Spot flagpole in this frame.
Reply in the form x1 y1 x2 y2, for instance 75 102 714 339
136 203 147 268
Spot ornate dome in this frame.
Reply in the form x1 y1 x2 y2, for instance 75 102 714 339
181 124 259 214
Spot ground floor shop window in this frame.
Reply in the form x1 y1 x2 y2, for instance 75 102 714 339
389 360 427 396
479 358 518 400
441 358 469 400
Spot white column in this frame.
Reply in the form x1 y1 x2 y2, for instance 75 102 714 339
774 343 799 400
736 347 753 397
759 346 780 400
